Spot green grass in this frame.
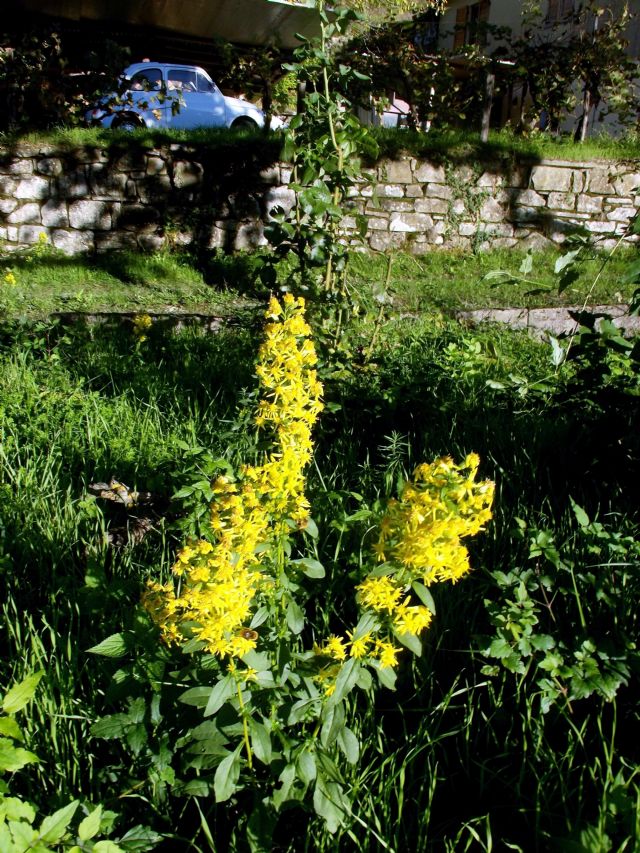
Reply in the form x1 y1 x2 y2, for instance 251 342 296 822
3 125 639 164
2 244 636 321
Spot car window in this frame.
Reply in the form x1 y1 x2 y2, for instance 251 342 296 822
168 69 198 93
129 69 162 91
196 72 215 93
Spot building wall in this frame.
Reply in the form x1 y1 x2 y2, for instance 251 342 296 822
1 144 639 256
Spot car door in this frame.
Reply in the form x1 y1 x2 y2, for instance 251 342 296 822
166 68 226 129
126 68 167 127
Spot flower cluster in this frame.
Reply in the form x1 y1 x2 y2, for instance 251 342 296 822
132 313 153 342
316 455 494 681
3 270 16 287
143 294 323 658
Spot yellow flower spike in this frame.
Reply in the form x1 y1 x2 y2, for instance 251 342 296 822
348 632 372 659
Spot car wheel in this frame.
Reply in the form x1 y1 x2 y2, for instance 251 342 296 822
112 114 143 132
232 117 258 131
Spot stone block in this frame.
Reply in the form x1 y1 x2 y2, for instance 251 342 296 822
479 198 506 222
265 186 296 219
51 229 94 254
146 156 167 176
7 159 33 175
483 223 514 238
366 217 390 231
36 158 62 176
56 171 89 199
68 200 113 230
15 176 50 200
369 231 407 251
577 195 603 213
425 184 453 200
234 221 267 250
459 222 476 237
376 199 414 212
95 232 139 252
7 203 40 225
173 160 204 189
613 172 640 196
138 234 166 252
513 206 543 223
0 176 18 195
0 227 6 241
584 221 616 233
18 225 48 243
0 198 17 214
547 192 576 211
520 232 556 251
41 200 69 227
587 168 615 194
117 204 161 229
489 237 518 249
381 184 405 197
606 207 636 222
88 164 128 197
415 197 449 215
280 166 293 184
506 164 529 188
414 162 446 183
380 160 413 183
477 171 503 188
405 184 424 198
137 175 173 203
514 188 546 207
451 199 466 216
259 165 280 185
389 212 433 232
531 165 572 192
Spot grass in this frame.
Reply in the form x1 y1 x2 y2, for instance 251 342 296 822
1 296 638 849
1 244 637 321
2 125 639 163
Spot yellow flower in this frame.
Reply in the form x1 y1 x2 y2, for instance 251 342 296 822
374 640 401 669
348 631 372 659
3 271 17 287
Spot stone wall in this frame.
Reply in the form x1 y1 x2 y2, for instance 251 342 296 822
1 143 639 255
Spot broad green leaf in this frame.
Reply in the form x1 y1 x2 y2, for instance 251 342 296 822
286 600 305 635
2 671 44 714
178 686 213 708
213 746 242 803
39 800 79 843
249 720 272 765
303 517 319 539
293 557 325 579
337 727 359 764
78 805 102 842
116 824 163 850
320 702 345 749
0 717 23 740
93 842 126 853
570 498 590 528
125 723 147 755
326 658 360 706
0 738 39 772
296 750 317 786
411 581 436 615
86 634 129 658
394 630 422 657
0 796 36 823
205 676 235 717
91 714 129 740
313 780 347 834
374 665 397 691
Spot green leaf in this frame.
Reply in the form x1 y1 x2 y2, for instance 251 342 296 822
78 805 102 842
286 600 305 635
293 557 325 579
321 702 345 749
296 750 317 786
303 517 319 539
247 800 276 853
214 746 242 803
86 634 130 658
326 658 360 706
2 671 44 714
394 630 422 657
93 842 126 853
39 800 79 844
337 727 359 764
0 738 39 772
249 720 272 765
411 581 436 615
0 717 23 741
0 796 36 823
205 676 235 717
313 780 347 834
90 714 129 740
179 686 214 708
570 498 590 528
374 664 397 691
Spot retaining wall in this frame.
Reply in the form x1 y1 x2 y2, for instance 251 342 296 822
1 143 639 255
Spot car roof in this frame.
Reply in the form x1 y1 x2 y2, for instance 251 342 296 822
124 62 208 75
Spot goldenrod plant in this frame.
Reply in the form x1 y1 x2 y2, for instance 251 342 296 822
116 294 494 847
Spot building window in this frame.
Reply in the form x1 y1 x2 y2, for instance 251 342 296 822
545 0 575 24
453 1 491 50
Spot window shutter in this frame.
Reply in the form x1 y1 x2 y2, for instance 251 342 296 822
479 0 491 23
454 5 468 50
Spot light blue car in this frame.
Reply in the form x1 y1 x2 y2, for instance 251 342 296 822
87 61 277 131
